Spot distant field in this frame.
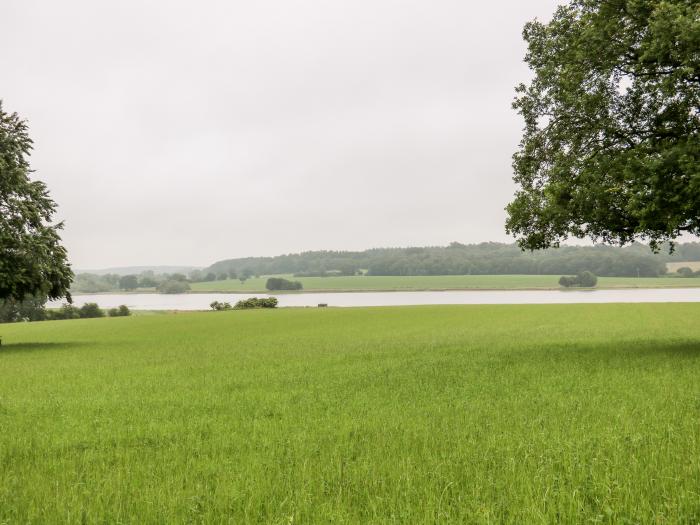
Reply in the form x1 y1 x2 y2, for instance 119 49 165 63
667 261 700 273
2 304 700 522
189 273 700 292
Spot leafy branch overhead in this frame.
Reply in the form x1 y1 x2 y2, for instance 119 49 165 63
507 0 700 251
0 101 73 301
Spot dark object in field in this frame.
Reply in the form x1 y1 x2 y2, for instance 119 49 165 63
234 297 278 309
318 303 328 308
559 271 598 288
265 278 303 291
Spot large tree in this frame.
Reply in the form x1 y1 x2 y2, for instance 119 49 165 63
0 101 73 303
506 0 699 251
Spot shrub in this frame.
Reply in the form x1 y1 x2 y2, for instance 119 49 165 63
265 277 303 291
559 271 598 288
558 275 577 288
157 280 191 294
79 303 105 318
210 301 232 311
233 297 278 309
108 305 131 317
51 304 82 320
677 267 695 277
577 271 598 287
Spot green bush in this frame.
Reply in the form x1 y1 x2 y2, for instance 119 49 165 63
79 303 105 318
233 297 278 309
210 301 232 311
265 278 303 291
559 271 598 288
677 267 695 277
108 305 131 317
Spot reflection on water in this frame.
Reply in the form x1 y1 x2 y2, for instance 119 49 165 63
50 288 700 311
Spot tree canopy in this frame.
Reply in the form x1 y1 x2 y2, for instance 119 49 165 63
0 101 73 302
506 0 700 251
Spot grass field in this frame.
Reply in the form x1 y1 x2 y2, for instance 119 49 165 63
2 304 700 523
189 273 700 293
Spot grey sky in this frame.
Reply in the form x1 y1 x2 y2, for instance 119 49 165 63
2 0 560 268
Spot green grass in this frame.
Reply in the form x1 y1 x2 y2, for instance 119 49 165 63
189 273 700 293
2 304 700 523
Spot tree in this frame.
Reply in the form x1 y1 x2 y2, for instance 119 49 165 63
0 101 73 302
119 274 139 290
157 280 190 294
239 268 254 283
265 277 303 291
506 1 700 251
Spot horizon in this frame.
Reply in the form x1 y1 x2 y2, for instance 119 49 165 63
73 238 700 273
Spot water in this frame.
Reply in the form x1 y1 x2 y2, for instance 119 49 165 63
50 288 700 310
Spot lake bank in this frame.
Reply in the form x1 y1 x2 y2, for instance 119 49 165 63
55 287 700 310
69 274 700 296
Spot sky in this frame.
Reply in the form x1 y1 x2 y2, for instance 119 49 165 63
2 0 561 269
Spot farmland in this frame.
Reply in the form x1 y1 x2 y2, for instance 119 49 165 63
2 304 700 522
189 273 700 293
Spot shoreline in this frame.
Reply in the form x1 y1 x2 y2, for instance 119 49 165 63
68 283 700 296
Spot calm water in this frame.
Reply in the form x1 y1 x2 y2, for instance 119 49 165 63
51 288 700 310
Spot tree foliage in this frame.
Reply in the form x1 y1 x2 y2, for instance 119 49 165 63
507 0 700 251
119 275 139 290
265 277 303 291
559 271 599 287
233 297 278 309
0 102 73 301
205 242 684 278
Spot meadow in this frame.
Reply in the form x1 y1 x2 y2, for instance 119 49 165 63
189 273 700 293
2 304 700 523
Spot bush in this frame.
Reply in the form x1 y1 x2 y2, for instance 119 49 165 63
559 271 598 288
558 275 577 288
210 301 232 311
79 303 105 318
265 277 303 291
677 267 695 277
108 305 131 317
233 297 278 309
577 271 598 287
157 280 191 294
47 304 82 320
0 296 47 323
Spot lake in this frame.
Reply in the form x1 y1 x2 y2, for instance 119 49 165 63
51 288 700 310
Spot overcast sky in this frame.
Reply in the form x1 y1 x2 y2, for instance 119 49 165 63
3 0 561 268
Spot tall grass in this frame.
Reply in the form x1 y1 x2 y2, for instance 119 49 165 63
1 304 700 523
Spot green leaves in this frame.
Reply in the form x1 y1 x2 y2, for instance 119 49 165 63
507 0 700 251
0 101 73 301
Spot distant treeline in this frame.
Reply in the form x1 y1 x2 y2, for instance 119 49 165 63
206 242 700 278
